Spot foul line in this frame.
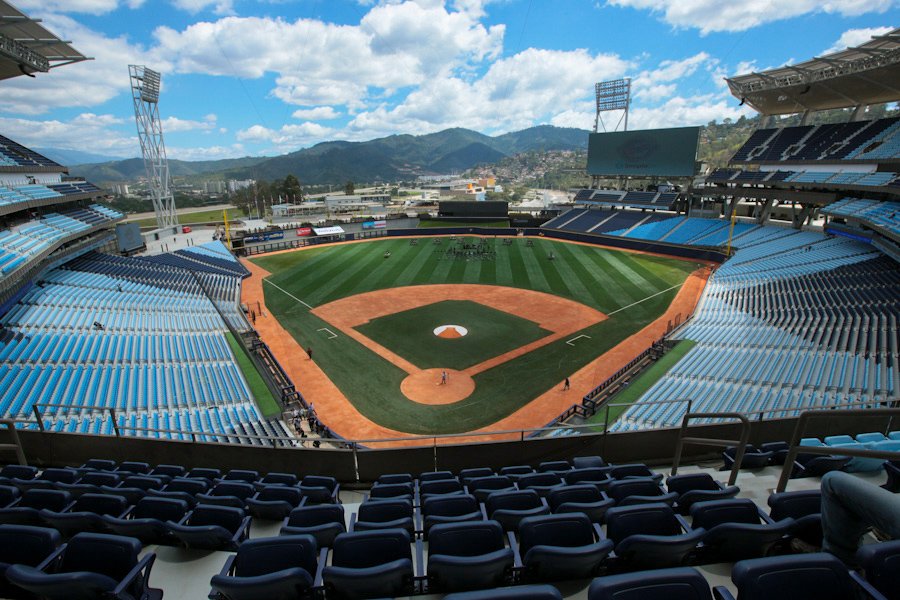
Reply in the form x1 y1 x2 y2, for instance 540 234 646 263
607 282 684 316
566 334 591 346
263 278 313 310
317 328 338 340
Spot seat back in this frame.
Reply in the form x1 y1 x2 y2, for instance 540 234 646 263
499 465 534 477
59 533 141 581
429 520 505 557
376 473 413 485
855 432 888 444
133 496 189 521
573 456 607 469
856 539 900 599
260 472 298 486
121 475 165 491
469 475 514 493
81 459 116 472
286 503 345 527
223 470 259 483
605 503 682 544
187 467 221 482
257 485 302 504
607 478 664 502
519 513 595 555
665 473 720 495
548 484 602 510
767 490 821 520
459 468 494 483
538 461 571 473
79 472 120 487
421 479 464 496
690 498 761 529
518 473 563 489
117 461 150 475
588 566 712 600
730 553 854 600
211 481 256 500
419 471 455 483
189 505 245 531
0 484 19 507
565 468 611 486
20 489 71 511
0 524 61 565
331 529 411 569
151 464 186 479
423 494 479 517
358 498 412 523
1 465 38 480
486 489 542 514
369 482 413 499
38 468 78 484
165 477 209 494
610 464 655 480
233 534 318 577
301 475 337 491
71 493 127 516
445 584 563 600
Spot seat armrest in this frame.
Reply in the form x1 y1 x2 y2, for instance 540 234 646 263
675 514 693 532
592 522 605 540
756 504 775 525
348 512 357 532
713 585 736 600
313 547 328 589
480 503 488 520
114 552 156 596
506 530 522 568
848 570 890 600
218 554 237 577
232 516 252 544
414 538 425 579
36 544 66 571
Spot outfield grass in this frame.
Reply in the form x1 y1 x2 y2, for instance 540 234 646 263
586 339 697 431
417 220 510 228
356 300 550 371
225 332 282 418
253 237 700 434
128 208 246 228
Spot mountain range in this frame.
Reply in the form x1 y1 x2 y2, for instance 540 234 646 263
68 125 590 185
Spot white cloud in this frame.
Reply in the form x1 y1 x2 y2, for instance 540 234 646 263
629 95 754 129
291 107 341 120
161 114 218 132
166 143 246 160
824 26 895 54
236 122 335 148
0 14 161 115
14 0 145 15
0 114 136 156
607 0 897 34
170 0 235 15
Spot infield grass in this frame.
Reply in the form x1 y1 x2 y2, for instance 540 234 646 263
356 300 551 371
253 237 701 434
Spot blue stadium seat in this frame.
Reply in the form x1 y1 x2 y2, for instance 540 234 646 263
538 461 571 475
766 489 822 546
209 535 321 600
419 470 455 483
167 504 251 551
368 481 415 502
0 485 19 508
40 493 129 538
256 472 298 488
573 456 607 469
444 584 562 600
607 478 678 506
723 445 774 470
246 485 304 520
499 465 535 481
605 502 704 570
101 496 189 544
299 475 340 504
322 528 414 599
419 478 464 499
115 461 150 475
81 459 116 472
147 477 209 506
422 493 483 534
690 498 794 561
427 520 514 591
856 539 900 600
280 504 346 548
485 489 549 532
149 464 186 480
0 489 73 525
467 475 516 503
376 473 413 485
459 467 495 486
58 472 122 498
0 524 62 600
517 472 565 498
883 460 900 492
589 567 713 599
195 481 257 508
5 532 162 600
610 464 663 483
564 467 613 492
187 468 222 483
547 484 614 523
714 553 881 600
353 498 415 535
517 512 613 580
0 465 38 484
666 473 739 515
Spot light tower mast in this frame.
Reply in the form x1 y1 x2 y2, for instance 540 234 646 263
129 65 178 230
591 78 631 188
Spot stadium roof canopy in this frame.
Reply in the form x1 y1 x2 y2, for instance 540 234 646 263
726 28 900 116
0 0 89 81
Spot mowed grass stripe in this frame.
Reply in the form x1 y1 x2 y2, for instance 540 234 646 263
507 243 533 289
552 244 613 311
582 251 644 311
393 241 442 287
494 243 515 286
602 252 661 296
518 243 554 295
305 243 389 305
274 243 372 306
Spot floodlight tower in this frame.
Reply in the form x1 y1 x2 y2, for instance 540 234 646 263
129 65 178 230
591 78 632 188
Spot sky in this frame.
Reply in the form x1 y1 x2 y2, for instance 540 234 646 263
1 0 897 161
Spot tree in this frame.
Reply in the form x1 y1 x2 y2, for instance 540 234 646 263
282 174 303 202
344 180 355 195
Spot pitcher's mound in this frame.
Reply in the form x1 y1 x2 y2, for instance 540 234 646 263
401 368 475 405
434 325 468 338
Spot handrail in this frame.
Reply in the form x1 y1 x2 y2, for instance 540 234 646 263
671 410 751 486
775 407 900 493
0 420 27 465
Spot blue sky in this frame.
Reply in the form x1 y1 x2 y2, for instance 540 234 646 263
2 0 897 160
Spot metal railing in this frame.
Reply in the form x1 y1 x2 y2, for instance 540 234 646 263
671 410 750 486
775 407 900 493
0 420 27 466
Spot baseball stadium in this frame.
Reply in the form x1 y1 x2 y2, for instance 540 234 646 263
0 3 897 599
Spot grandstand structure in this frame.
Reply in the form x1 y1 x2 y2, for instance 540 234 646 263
545 32 900 434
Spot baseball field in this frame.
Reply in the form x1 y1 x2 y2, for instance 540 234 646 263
245 235 707 439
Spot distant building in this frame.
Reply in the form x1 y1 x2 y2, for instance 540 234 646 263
204 181 226 194
228 179 254 192
111 183 130 196
324 193 391 213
